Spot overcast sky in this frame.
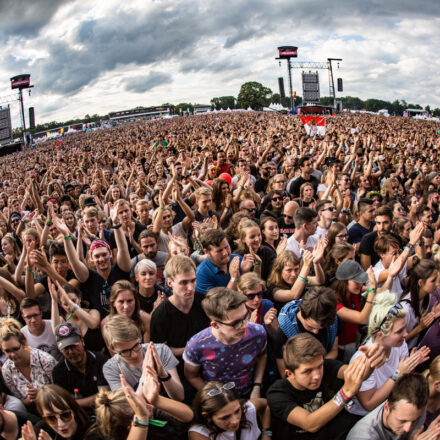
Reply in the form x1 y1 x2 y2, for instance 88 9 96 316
1 0 439 128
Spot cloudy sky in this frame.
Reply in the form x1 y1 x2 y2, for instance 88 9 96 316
1 0 439 127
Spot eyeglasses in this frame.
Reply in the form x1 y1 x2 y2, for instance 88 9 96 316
274 180 286 184
117 341 142 358
22 312 42 321
43 410 73 425
207 382 235 397
245 291 264 300
321 206 336 212
342 178 351 182
243 207 256 213
271 197 282 202
336 233 349 240
376 303 403 332
284 214 293 220
216 311 250 330
4 344 21 354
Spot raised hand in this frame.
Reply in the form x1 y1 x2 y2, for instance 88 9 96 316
263 307 277 327
121 374 152 422
229 256 240 279
342 355 368 398
420 312 435 330
367 266 377 290
409 222 426 246
276 235 288 254
52 215 70 237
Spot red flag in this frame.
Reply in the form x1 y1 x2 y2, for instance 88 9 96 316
300 116 326 137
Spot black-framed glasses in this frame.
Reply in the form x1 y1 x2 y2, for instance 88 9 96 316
4 343 21 354
22 312 42 321
207 382 235 397
321 206 336 212
43 410 73 425
216 311 250 330
117 341 142 358
245 291 264 300
376 303 403 332
336 233 349 240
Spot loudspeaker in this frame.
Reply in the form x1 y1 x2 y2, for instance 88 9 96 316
29 107 35 129
337 78 343 92
278 77 285 98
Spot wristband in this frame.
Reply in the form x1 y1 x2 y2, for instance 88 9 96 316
112 223 122 229
26 268 36 277
333 390 353 409
262 430 272 437
239 185 245 190
391 369 401 382
253 382 262 387
159 206 166 211
66 305 79 322
230 277 238 283
132 415 149 427
64 234 73 241
159 373 172 382
46 220 53 226
362 287 376 297
252 261 261 267
298 275 311 284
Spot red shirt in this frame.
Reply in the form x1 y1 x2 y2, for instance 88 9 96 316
337 294 361 345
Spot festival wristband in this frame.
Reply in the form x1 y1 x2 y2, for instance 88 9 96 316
362 287 377 297
64 235 73 241
298 275 311 284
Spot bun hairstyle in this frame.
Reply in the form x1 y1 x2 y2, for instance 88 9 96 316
93 389 133 439
368 290 406 339
0 317 27 346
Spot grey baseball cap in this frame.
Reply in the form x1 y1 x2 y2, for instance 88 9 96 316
55 322 81 350
335 260 368 284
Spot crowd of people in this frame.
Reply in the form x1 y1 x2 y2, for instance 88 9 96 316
0 111 438 438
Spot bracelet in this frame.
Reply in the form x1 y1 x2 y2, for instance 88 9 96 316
391 369 401 382
239 185 245 190
298 275 311 284
66 305 79 322
333 390 353 409
132 415 149 427
159 206 165 211
46 220 53 226
253 382 262 387
366 300 374 304
252 261 261 267
64 234 73 241
362 287 376 297
223 208 229 213
230 277 238 283
159 373 172 382
112 223 122 229
262 430 272 437
26 268 36 276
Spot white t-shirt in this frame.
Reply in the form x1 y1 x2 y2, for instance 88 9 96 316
347 339 409 416
189 401 260 439
285 234 318 258
21 320 61 361
372 260 407 300
157 222 188 253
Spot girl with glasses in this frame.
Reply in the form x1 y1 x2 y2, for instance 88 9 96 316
21 384 90 440
189 381 271 440
237 273 278 337
0 318 57 410
346 291 430 417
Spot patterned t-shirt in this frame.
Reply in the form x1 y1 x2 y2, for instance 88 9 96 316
183 322 267 395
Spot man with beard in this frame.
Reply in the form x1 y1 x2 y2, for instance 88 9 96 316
130 230 167 284
347 373 440 439
426 191 440 224
52 322 108 411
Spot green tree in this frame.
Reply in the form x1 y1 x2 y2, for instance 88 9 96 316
237 81 272 110
211 96 236 110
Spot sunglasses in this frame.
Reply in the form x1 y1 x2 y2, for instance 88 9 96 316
207 382 235 397
4 344 21 354
284 214 293 219
245 291 264 300
43 410 73 425
243 207 256 213
271 197 282 202
321 206 336 212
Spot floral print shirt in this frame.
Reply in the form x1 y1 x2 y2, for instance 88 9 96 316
2 348 57 399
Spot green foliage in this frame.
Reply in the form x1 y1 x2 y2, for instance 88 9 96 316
211 96 236 110
237 81 272 110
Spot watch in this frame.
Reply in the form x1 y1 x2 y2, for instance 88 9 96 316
159 373 172 382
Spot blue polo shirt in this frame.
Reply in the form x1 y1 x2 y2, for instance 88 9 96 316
195 254 242 294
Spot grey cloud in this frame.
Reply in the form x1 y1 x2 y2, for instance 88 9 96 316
0 0 73 40
123 72 172 93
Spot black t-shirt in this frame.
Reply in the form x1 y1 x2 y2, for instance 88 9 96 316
53 350 108 398
150 292 210 352
274 318 328 359
348 222 375 245
109 221 146 258
254 177 269 194
81 265 131 318
277 218 295 238
236 245 275 281
138 284 169 314
267 359 359 440
359 231 403 266
289 175 319 198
